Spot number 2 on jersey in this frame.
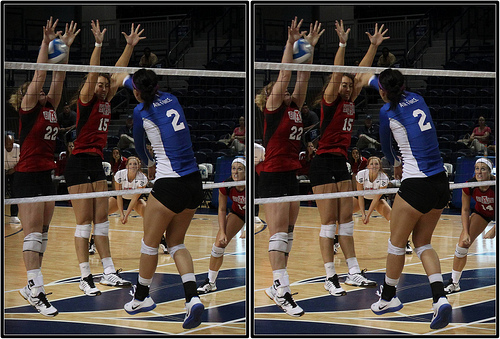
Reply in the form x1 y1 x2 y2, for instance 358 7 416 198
413 109 431 132
166 109 186 131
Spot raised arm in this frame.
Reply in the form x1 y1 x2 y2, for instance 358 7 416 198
108 23 146 100
324 20 350 104
266 17 305 112
47 20 80 109
80 20 106 104
292 20 324 109
351 23 390 102
21 17 60 111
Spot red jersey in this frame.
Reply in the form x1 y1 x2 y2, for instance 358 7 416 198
261 102 302 172
73 95 111 158
316 97 355 159
220 177 245 219
350 156 368 175
16 102 58 172
463 177 495 219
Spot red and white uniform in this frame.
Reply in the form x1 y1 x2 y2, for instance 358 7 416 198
16 102 58 172
220 178 245 219
463 177 495 220
316 97 355 158
73 95 111 158
261 102 302 172
114 169 148 200
356 169 389 200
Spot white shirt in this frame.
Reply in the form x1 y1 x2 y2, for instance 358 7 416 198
4 143 20 171
114 169 148 200
356 169 389 200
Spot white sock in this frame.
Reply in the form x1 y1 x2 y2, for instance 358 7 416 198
181 273 196 283
101 257 115 275
79 262 92 278
346 257 361 275
324 262 336 278
208 269 218 283
451 270 462 284
138 275 153 287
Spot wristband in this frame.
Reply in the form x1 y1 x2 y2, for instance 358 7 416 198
339 42 346 48
95 42 102 47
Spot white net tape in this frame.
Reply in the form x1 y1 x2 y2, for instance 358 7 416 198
5 62 246 78
5 180 245 205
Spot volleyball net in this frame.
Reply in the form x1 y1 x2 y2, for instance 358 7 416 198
4 62 247 206
254 61 496 206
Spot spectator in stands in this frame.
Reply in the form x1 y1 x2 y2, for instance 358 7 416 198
377 47 396 67
110 147 128 178
5 132 20 224
468 116 491 153
139 47 158 67
349 147 368 178
302 103 320 142
297 141 316 180
230 116 245 154
117 114 135 149
55 141 74 177
58 103 77 135
356 115 380 150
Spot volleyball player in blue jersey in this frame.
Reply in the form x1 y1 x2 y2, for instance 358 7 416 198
369 69 452 330
122 69 205 329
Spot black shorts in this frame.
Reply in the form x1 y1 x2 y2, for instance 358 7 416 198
397 171 449 214
151 171 204 214
258 170 299 198
229 209 245 222
309 153 351 187
354 197 376 210
64 153 107 187
13 171 56 198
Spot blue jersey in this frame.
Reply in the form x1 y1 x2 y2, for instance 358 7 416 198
125 77 198 179
379 92 444 181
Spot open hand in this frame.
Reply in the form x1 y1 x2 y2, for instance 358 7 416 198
122 23 146 46
366 23 390 46
60 21 81 47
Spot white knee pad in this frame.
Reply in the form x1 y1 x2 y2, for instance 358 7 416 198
23 232 42 253
455 244 468 258
211 244 225 258
141 239 158 256
268 232 288 253
338 221 354 236
168 244 186 258
41 232 49 254
94 221 110 236
319 224 336 239
415 244 433 259
75 224 92 239
387 239 406 256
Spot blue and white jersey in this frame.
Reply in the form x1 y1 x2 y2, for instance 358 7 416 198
125 77 198 179
379 91 444 181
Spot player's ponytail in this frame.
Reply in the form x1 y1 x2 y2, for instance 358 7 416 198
378 69 405 111
132 68 159 109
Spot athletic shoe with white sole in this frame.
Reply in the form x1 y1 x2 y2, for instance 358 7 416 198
10 216 21 224
273 292 304 317
430 297 452 329
159 236 169 254
100 269 132 287
444 279 460 294
197 278 217 294
324 274 347 296
345 269 377 287
124 295 156 315
19 286 58 317
371 295 403 315
264 284 277 300
183 296 205 329
79 274 102 296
